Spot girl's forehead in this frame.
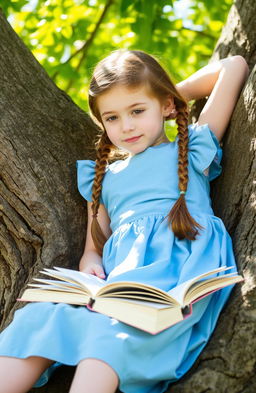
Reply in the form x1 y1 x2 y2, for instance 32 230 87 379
97 84 157 114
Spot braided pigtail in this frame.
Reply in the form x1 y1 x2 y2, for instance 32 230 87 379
167 105 204 240
91 132 112 256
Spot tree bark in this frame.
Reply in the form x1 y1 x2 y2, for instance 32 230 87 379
170 65 256 393
0 0 255 392
0 8 97 329
170 0 256 391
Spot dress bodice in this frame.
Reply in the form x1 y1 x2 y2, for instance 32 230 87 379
77 123 222 232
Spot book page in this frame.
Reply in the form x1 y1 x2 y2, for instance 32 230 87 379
93 297 184 334
184 274 243 304
29 280 88 295
97 282 180 305
167 266 234 305
20 288 90 305
41 267 106 296
32 278 81 289
98 291 173 304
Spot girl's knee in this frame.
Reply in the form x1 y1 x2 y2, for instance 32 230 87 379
70 358 119 393
0 356 54 393
79 358 118 378
27 355 54 370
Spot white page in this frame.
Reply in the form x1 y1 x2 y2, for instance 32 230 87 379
167 266 233 305
41 267 106 296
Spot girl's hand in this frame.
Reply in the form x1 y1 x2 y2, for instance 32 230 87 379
80 260 106 279
79 250 106 279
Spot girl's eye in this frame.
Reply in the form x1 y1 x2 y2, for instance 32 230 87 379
132 109 144 115
105 109 144 122
106 116 117 122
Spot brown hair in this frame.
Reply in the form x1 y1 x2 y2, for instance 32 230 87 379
88 49 203 256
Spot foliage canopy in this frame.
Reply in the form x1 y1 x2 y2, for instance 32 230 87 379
4 0 232 139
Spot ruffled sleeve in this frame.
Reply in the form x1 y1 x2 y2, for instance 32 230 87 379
188 123 223 181
76 160 96 202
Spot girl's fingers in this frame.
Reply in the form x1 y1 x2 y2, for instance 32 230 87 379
93 265 106 279
81 267 93 275
80 265 106 279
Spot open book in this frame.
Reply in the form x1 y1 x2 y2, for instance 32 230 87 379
18 266 243 334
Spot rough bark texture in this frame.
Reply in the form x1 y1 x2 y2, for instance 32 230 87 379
0 8 97 328
170 0 256 391
170 65 256 393
0 0 255 392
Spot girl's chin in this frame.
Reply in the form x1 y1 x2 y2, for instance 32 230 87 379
128 147 148 156
117 144 147 156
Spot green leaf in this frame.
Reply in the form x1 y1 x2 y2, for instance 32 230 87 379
5 0 232 114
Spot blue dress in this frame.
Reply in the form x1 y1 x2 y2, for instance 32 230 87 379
0 123 238 393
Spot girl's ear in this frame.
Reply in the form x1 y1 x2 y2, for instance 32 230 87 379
162 96 177 119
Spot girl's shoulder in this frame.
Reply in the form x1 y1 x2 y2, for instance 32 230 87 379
76 159 105 203
76 159 95 170
76 159 111 173
187 122 222 153
187 123 223 181
188 122 220 142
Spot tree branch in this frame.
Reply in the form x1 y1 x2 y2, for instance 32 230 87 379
179 26 216 40
51 0 115 92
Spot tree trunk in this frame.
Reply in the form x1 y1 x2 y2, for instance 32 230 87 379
170 67 256 393
0 8 97 329
0 0 255 392
170 0 256 392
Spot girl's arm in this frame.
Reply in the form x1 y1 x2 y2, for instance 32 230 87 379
79 202 112 279
176 56 249 141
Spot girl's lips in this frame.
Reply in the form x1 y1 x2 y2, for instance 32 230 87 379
124 135 142 143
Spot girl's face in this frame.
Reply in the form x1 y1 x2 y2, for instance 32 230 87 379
97 84 173 155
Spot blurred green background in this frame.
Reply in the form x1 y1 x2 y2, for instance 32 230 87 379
3 0 232 134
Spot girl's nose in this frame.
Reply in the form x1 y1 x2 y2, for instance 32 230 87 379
122 117 135 132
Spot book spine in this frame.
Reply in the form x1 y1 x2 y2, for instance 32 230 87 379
88 297 95 308
182 304 192 319
182 305 191 316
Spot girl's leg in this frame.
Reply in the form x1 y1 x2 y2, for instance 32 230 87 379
0 356 53 393
69 358 119 393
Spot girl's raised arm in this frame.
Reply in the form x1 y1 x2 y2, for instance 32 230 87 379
79 202 112 278
176 56 249 141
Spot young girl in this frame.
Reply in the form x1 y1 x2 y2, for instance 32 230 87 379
0 49 248 393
